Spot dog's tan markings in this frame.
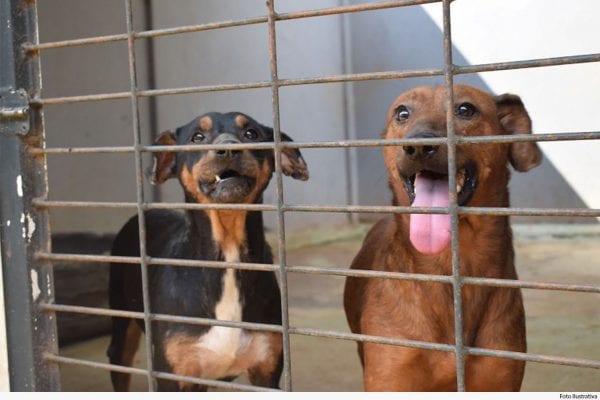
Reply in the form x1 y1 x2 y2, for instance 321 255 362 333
247 332 283 386
112 320 142 391
199 115 213 132
235 114 248 129
151 131 177 185
208 210 247 256
164 335 206 390
165 330 281 389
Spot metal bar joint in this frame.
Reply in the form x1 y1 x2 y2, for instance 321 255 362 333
0 88 29 135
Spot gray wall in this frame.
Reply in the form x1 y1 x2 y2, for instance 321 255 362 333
38 0 155 234
40 0 351 234
149 0 350 230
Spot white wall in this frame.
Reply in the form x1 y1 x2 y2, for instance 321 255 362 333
344 0 598 222
422 0 600 211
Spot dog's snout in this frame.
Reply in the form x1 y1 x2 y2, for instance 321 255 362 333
214 134 241 158
402 132 441 160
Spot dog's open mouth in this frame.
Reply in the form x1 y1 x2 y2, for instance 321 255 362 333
402 163 477 255
201 169 256 203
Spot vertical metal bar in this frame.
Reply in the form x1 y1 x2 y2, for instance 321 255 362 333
340 0 360 223
0 0 60 391
142 0 161 203
265 0 293 391
442 0 466 391
124 0 157 391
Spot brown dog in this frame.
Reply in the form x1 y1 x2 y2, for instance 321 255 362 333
344 85 542 391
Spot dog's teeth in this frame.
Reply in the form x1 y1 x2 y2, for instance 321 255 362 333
456 183 463 193
215 175 221 183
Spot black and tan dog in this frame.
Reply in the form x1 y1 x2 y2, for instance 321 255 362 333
344 85 541 391
107 112 308 391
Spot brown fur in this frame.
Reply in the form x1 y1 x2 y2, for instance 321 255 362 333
164 332 282 391
235 114 249 128
344 85 541 391
151 131 177 185
199 116 213 132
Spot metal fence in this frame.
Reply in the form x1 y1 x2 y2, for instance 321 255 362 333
1 0 600 392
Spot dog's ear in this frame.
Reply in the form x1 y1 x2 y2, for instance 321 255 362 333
261 125 309 181
495 94 542 172
149 130 177 185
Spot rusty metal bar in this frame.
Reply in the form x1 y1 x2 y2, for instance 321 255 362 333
30 131 600 156
41 305 600 370
287 328 600 370
29 52 600 106
124 0 156 390
41 303 283 333
266 0 293 391
442 0 466 391
0 0 61 391
24 1 441 52
35 252 600 294
33 199 600 217
44 354 279 392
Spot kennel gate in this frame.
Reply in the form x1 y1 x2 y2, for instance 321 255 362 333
1 0 600 392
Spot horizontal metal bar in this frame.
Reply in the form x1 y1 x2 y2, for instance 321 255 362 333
30 68 442 106
44 354 278 392
288 328 600 370
41 303 282 333
33 198 600 217
278 0 442 21
456 53 600 75
464 347 600 370
24 18 268 52
29 51 600 106
285 204 600 217
30 131 600 156
290 327 455 352
457 207 600 217
33 199 447 215
460 276 600 294
33 199 276 212
36 252 278 272
35 252 600 294
296 328 600 369
287 265 600 294
25 1 440 52
30 82 271 106
43 305 600 372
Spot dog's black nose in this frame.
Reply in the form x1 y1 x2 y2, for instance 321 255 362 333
214 134 242 159
403 132 440 160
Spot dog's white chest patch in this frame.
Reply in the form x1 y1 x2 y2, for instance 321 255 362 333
194 246 247 377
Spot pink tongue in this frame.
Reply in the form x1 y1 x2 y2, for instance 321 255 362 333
409 174 451 254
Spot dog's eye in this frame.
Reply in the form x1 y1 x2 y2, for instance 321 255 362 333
395 105 410 122
456 103 477 119
244 129 259 140
191 132 205 143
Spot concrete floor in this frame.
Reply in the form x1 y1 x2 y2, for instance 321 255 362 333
58 224 600 392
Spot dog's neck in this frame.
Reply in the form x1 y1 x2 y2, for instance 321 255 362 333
392 213 514 278
185 193 267 262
